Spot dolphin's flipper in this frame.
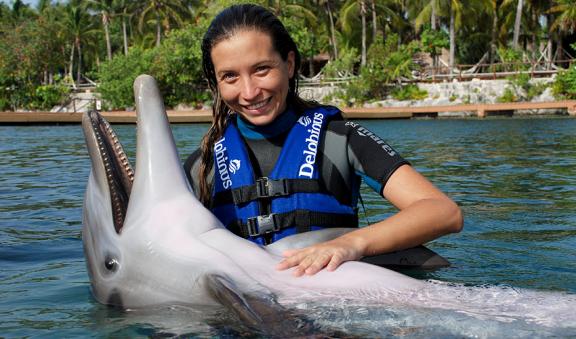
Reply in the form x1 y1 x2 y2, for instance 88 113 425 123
205 274 265 328
268 228 450 269
361 245 450 269
205 275 320 336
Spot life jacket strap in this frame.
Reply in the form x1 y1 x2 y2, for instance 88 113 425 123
229 210 359 238
213 177 331 206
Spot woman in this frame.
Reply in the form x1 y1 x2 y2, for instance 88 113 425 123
185 4 463 277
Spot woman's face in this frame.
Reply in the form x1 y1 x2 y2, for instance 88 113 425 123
211 29 295 126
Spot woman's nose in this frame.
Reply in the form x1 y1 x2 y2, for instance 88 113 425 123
240 77 261 101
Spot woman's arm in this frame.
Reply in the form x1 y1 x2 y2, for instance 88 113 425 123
276 164 463 276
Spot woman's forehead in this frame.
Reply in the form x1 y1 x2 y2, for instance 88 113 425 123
211 30 279 70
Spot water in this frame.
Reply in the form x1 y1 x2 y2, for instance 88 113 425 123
1 117 575 337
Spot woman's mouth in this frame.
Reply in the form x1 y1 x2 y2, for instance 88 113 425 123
243 97 272 112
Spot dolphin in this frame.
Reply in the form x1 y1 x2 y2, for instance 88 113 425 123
81 74 424 311
81 75 576 333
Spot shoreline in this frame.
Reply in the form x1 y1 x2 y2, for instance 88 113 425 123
1 100 575 124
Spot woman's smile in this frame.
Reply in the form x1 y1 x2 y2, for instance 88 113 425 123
243 97 272 112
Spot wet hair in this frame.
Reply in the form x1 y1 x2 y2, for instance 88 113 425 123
197 4 312 206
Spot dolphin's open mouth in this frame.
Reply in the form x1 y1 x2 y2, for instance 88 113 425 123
85 110 134 234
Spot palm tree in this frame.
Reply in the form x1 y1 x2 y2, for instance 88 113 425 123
410 0 441 31
62 1 99 84
512 0 523 49
136 0 188 47
114 0 138 55
360 0 366 66
340 0 368 66
549 0 576 35
87 0 115 60
549 0 576 64
317 0 339 59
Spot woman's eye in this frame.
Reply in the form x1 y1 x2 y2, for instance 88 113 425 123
221 73 237 82
255 66 270 74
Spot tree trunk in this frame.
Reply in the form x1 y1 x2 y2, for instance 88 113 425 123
512 0 523 49
122 14 129 56
361 0 367 66
326 0 338 59
431 0 436 30
546 14 553 69
156 13 162 47
104 18 112 60
490 1 498 66
370 0 377 43
449 5 455 78
69 42 75 81
76 39 82 85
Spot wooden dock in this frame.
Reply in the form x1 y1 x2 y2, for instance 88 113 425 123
343 100 576 119
1 101 575 124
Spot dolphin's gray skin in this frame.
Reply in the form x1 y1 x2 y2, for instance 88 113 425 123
81 74 424 312
82 75 576 332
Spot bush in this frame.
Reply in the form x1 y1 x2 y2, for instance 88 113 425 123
322 48 358 78
32 78 69 110
97 23 210 110
151 22 210 108
97 47 155 110
391 84 428 101
337 34 419 104
497 87 517 103
553 64 576 100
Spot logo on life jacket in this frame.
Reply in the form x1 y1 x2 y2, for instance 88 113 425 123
298 115 312 126
228 159 241 174
214 137 233 189
298 112 324 178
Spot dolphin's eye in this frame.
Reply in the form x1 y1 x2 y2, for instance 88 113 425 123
104 256 119 272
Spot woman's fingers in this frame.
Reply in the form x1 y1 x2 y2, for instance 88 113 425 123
275 241 360 276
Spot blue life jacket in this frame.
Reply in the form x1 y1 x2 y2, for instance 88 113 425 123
211 106 358 245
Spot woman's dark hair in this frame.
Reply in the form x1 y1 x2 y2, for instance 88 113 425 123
198 4 312 205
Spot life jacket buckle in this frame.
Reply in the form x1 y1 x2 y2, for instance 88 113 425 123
247 213 280 237
256 177 288 198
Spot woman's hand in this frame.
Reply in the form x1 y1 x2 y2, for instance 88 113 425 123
276 236 364 276
276 164 463 277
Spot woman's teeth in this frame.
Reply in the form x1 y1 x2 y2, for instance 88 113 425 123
246 98 269 110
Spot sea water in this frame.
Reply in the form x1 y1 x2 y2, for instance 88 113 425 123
1 117 575 337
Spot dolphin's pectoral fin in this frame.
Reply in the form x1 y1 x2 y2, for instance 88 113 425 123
205 274 321 336
361 245 451 269
205 274 263 327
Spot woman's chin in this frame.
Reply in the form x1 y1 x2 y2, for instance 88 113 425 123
239 112 276 126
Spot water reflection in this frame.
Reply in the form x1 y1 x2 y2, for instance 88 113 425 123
0 118 575 337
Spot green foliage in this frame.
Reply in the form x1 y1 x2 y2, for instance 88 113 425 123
151 22 210 108
32 80 69 110
497 87 517 103
322 47 358 78
497 48 526 72
97 47 155 109
338 34 420 104
390 84 428 101
553 64 576 100
97 22 210 110
420 26 448 56
282 15 322 63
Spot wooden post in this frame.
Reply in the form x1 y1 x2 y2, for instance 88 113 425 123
477 105 486 118
568 102 576 116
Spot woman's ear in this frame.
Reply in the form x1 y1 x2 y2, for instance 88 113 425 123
286 51 296 78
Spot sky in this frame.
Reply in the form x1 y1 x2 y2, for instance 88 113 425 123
1 0 40 7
